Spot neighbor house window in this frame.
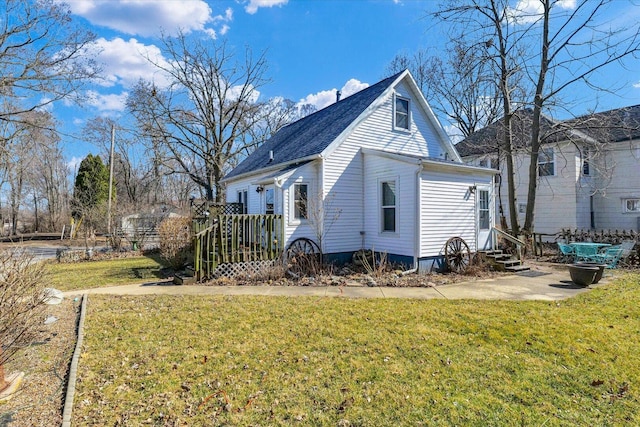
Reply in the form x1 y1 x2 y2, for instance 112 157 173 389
381 180 397 232
538 147 555 177
518 203 527 215
623 198 640 213
293 183 308 220
394 96 410 130
265 188 274 214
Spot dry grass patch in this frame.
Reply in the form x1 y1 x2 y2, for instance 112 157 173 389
72 274 640 426
45 255 165 292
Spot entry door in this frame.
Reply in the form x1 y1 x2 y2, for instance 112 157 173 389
476 186 492 250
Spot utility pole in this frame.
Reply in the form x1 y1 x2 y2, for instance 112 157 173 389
107 124 115 234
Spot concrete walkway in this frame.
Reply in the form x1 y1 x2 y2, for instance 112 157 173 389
63 262 613 301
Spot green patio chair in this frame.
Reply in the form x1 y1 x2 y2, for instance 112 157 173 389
557 242 575 262
591 245 624 269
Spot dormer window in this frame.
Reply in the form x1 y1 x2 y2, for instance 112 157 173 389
394 95 410 131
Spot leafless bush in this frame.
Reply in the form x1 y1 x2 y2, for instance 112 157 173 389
0 249 48 389
353 249 390 279
238 262 287 283
158 216 192 269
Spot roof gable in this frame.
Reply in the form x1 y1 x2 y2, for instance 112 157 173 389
224 71 404 181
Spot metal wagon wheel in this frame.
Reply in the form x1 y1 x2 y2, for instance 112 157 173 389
444 236 471 274
285 237 321 277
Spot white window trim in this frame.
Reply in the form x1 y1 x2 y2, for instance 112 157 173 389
393 94 411 132
289 182 309 224
379 178 399 234
622 198 640 213
538 147 556 177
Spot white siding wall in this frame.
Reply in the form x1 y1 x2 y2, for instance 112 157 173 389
593 139 640 231
496 142 582 234
419 169 493 256
322 80 449 254
224 177 259 213
362 154 419 257
279 162 320 245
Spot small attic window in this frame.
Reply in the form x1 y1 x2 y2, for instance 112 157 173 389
394 95 410 131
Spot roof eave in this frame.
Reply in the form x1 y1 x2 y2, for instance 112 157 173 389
221 154 321 184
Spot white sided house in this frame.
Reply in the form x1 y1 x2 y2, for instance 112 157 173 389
457 107 640 237
222 70 497 272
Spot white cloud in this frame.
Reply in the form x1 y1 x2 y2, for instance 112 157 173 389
245 0 288 15
634 81 640 89
67 156 84 174
298 78 369 111
507 0 575 24
63 0 219 37
86 90 129 113
90 37 171 88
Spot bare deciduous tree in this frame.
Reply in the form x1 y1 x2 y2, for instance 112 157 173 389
433 0 640 236
386 42 501 139
0 0 98 124
128 34 270 202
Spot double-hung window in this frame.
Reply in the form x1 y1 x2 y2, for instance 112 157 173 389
381 180 397 233
293 183 308 220
538 147 555 177
394 96 410 131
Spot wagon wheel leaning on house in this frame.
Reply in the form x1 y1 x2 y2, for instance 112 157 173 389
285 237 321 277
444 236 471 274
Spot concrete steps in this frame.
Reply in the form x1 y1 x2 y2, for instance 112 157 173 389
173 266 196 285
480 250 530 273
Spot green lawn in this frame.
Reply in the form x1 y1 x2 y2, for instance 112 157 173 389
46 255 165 291
73 274 640 426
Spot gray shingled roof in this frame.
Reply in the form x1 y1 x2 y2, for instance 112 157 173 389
224 71 404 180
456 104 640 158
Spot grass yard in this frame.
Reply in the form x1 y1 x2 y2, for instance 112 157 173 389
73 274 640 426
46 255 165 291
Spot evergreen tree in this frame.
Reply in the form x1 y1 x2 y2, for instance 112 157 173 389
72 154 110 220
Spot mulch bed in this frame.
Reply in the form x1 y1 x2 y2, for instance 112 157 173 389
1 299 80 427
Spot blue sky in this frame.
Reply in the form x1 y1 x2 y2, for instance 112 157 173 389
52 0 640 167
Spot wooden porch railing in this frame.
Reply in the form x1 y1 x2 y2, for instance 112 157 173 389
490 227 526 260
193 214 284 281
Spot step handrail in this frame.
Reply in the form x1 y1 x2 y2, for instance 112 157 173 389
491 227 526 261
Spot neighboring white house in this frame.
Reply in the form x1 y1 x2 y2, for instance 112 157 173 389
456 106 640 237
222 70 497 272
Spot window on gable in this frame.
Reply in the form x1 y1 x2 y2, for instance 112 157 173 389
623 198 640 213
381 180 397 233
293 183 308 220
538 147 555 177
394 96 410 130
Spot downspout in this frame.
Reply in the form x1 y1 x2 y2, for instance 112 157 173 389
360 151 366 250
